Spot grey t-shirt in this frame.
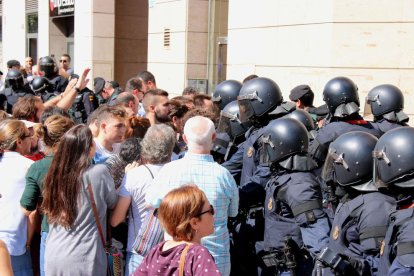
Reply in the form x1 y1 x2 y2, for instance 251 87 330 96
44 164 117 276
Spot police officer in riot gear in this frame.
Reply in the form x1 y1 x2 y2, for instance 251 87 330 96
215 100 251 163
212 79 243 110
365 84 408 135
315 131 396 276
67 74 98 124
260 118 330 275
31 76 57 102
222 77 289 275
39 56 68 93
284 109 317 140
2 69 34 113
308 77 381 220
309 76 381 165
373 127 414 275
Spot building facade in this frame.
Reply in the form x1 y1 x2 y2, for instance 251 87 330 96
1 0 414 122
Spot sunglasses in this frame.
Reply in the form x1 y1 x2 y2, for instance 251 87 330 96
196 204 215 217
153 204 215 218
60 60 68 63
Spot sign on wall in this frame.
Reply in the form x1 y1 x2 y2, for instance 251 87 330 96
49 0 74 18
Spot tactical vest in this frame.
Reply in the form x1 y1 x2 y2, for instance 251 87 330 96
47 75 68 93
328 192 395 261
3 87 32 111
378 207 414 274
264 172 327 252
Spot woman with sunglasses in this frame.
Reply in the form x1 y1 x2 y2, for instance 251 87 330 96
0 119 34 276
134 185 220 276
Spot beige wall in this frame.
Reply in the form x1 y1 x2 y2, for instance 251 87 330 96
147 0 211 97
114 0 148 89
227 0 414 123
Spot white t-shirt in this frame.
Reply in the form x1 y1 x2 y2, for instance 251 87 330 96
93 139 121 164
0 152 34 256
118 164 164 252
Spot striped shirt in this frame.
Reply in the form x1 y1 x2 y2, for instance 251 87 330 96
145 153 239 276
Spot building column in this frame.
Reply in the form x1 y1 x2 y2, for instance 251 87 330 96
37 0 50 60
74 0 115 83
2 0 26 72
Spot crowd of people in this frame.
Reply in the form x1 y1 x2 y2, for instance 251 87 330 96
0 54 414 276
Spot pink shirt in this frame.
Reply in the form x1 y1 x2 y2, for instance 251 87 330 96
134 242 221 276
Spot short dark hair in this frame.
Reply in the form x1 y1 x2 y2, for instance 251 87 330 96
182 86 198 96
137 70 156 85
243 74 258 83
61 54 71 62
40 106 71 124
125 77 143 92
142 89 169 112
7 60 20 69
119 137 142 163
193 94 211 108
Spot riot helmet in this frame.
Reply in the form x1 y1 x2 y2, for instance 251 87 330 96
260 118 308 164
373 126 414 188
323 77 360 117
5 69 24 90
39 56 57 77
237 77 283 124
31 77 54 95
212 80 242 110
365 84 407 123
322 131 378 191
217 100 251 141
284 109 315 131
211 132 230 156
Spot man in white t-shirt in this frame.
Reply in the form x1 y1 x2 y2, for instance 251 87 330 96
93 105 127 164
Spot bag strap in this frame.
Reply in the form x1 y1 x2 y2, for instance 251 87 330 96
179 243 191 276
143 164 154 179
85 174 106 247
130 164 155 235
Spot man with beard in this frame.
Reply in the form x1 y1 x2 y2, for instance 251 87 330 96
142 89 171 125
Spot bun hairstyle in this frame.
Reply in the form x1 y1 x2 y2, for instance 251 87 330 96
35 115 74 150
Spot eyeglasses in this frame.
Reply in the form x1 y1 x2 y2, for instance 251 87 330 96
60 60 68 63
196 204 215 217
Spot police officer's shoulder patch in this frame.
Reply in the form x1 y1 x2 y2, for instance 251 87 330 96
247 146 254 158
332 225 340 240
268 197 273 211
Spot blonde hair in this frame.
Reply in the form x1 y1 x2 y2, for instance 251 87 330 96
0 119 28 153
158 185 207 241
35 115 74 150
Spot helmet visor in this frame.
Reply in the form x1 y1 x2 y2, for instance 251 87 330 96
217 111 231 134
321 148 349 183
363 95 375 121
238 99 255 124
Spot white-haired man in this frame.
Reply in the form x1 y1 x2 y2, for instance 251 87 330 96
145 116 239 276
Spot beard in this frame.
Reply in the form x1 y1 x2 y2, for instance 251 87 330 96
155 109 171 123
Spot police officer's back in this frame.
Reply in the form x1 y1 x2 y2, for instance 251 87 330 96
365 84 409 135
315 131 396 276
260 118 330 275
373 127 414 275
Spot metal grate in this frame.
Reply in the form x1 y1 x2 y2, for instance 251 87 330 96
26 0 38 13
163 28 170 49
